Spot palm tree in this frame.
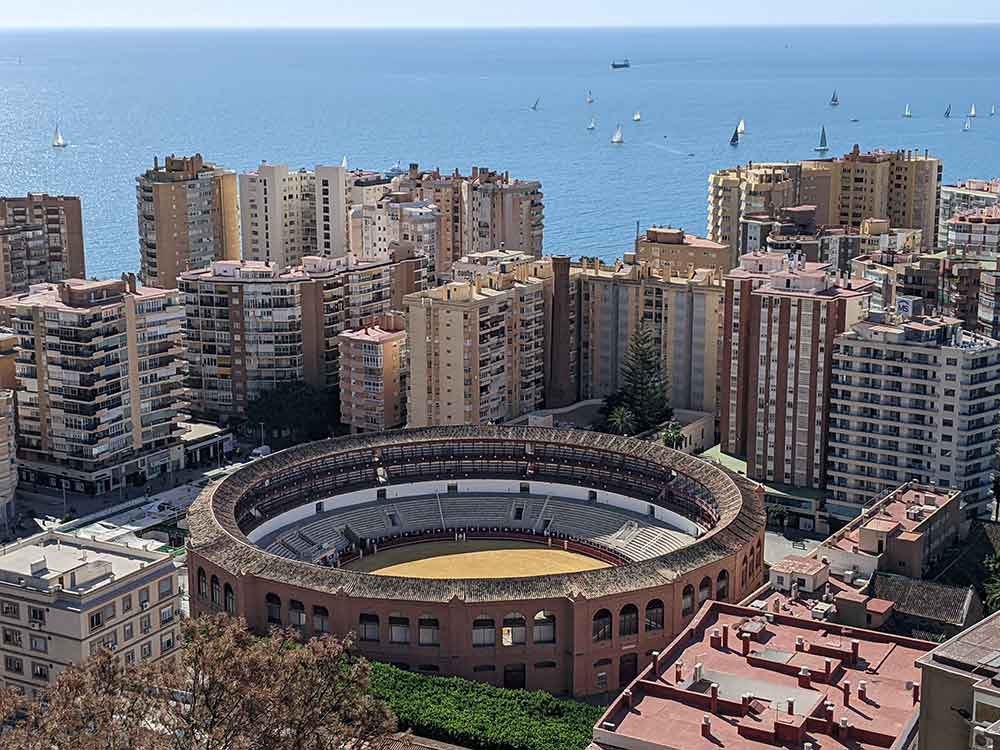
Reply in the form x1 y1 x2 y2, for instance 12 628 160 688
606 405 637 436
661 421 684 450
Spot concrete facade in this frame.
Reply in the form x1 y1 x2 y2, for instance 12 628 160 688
337 313 407 433
0 194 85 296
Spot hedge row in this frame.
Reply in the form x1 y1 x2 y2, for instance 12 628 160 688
369 662 603 750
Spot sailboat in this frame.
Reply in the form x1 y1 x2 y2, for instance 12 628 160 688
830 90 839 107
632 110 641 122
51 124 66 148
587 117 596 131
530 98 540 111
586 90 594 104
729 126 740 147
611 124 624 144
737 118 746 136
969 103 977 118
992 104 997 117
964 117 972 132
903 104 912 118
814 126 829 152
944 104 952 118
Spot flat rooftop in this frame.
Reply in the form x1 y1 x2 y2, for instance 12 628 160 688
594 601 931 750
918 608 1000 678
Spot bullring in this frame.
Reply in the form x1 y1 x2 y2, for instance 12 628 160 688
187 425 766 696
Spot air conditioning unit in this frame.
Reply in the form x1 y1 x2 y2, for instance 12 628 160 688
29 622 42 630
973 726 995 750
141 602 149 610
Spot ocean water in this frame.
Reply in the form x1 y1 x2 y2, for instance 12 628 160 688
1 26 999 278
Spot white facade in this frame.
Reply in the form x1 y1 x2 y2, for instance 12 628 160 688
239 163 317 270
315 164 348 259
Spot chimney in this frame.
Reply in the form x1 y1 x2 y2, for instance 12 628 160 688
741 693 751 715
675 661 684 683
694 663 704 683
787 698 795 715
710 683 719 714
838 717 851 740
798 668 811 689
741 632 751 656
722 624 729 650
795 636 805 652
701 715 711 739
710 629 722 649
624 689 635 709
858 680 867 702
825 703 835 733
843 680 851 707
851 639 860 665
912 682 920 704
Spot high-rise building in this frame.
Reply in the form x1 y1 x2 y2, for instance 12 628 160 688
136 154 240 288
404 256 574 427
337 312 407 433
0 194 85 294
707 162 802 267
239 163 318 270
1 276 184 495
576 256 724 416
828 307 1000 520
801 146 941 249
721 252 874 490
938 177 1000 248
0 530 180 694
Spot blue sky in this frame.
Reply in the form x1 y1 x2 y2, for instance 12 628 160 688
5 0 1000 28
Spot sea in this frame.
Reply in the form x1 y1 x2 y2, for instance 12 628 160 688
1 25 999 279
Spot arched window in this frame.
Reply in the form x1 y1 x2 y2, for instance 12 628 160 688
223 584 235 614
288 599 306 628
418 616 440 647
313 606 329 633
717 570 729 602
196 568 207 599
389 615 410 644
645 599 664 632
741 557 748 588
472 617 495 647
593 609 612 642
681 585 695 616
265 593 281 625
501 613 526 646
698 576 712 606
359 613 380 642
210 575 221 606
619 604 639 638
533 611 556 644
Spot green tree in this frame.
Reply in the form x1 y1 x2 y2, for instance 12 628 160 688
661 421 685 450
606 405 637 436
619 325 671 432
245 381 339 446
985 553 1000 613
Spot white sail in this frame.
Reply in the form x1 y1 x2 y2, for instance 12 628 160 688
814 126 829 152
903 104 911 118
51 125 66 148
587 117 596 131
632 110 641 122
964 117 972 131
586 90 594 104
737 118 746 135
611 124 624 144
992 104 997 117
970 103 977 118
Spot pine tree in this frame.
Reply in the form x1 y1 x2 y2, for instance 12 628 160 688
620 325 671 432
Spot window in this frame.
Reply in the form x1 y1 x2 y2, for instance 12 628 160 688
0 601 18 619
717 570 730 602
501 613 526 646
698 576 712 606
31 663 49 681
197 568 207 599
534 661 557 669
473 617 495 647
158 577 173 600
533 611 556 644
645 600 664 632
418 617 440 647
359 613 379 642
265 593 282 625
288 600 306 628
121 595 132 614
2 628 22 647
141 642 152 660
211 576 221 606
416 664 440 674
29 635 46 653
313 606 329 633
5 656 22 674
682 585 695 616
140 615 151 635
473 664 496 673
139 588 150 609
592 609 612 643
160 605 174 626
125 650 136 666
389 616 410 644
161 631 175 652
619 604 639 638
89 611 103 631
123 623 134 641
224 584 235 615
28 606 44 625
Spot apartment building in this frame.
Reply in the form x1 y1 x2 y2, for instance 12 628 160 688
938 177 1000 248
136 153 240 288
359 191 439 274
405 256 574 426
1 276 184 495
337 313 407 433
0 531 179 696
577 256 724 416
634 226 730 273
451 248 536 282
944 204 1000 259
721 252 874 490
801 146 941 248
0 332 15 537
828 307 1000 520
706 162 802 266
239 163 318 270
0 194 85 295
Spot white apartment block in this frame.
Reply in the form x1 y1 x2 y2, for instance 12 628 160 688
1 276 184 496
0 531 180 697
939 178 1000 249
828 310 1000 521
239 163 318 270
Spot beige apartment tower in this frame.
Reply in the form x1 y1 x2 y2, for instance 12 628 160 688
136 154 240 288
337 313 407 433
0 194 85 296
1 276 184 495
0 531 180 697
